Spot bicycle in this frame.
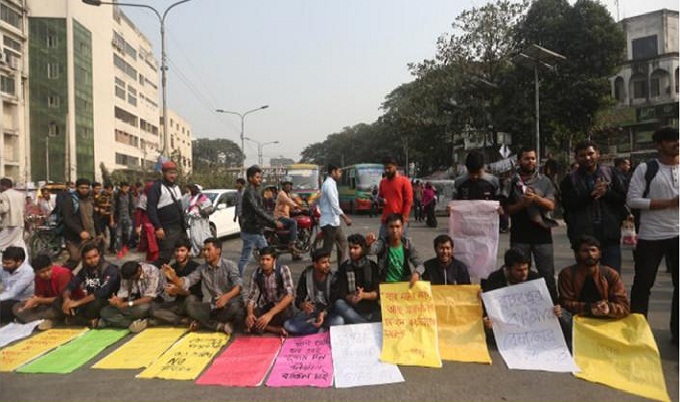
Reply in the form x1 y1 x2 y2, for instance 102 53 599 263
28 222 64 261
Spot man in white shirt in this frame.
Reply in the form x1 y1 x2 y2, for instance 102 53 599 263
318 164 351 264
627 126 679 345
0 178 27 253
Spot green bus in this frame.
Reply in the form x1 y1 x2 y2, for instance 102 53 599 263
286 163 321 205
338 163 383 213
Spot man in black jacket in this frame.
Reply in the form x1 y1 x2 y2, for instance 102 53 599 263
146 161 187 263
62 178 100 270
237 165 282 277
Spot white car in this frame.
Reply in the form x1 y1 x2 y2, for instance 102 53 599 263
203 189 240 238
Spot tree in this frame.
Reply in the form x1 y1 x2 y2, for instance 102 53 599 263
192 138 244 170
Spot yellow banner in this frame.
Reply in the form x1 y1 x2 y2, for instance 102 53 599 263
431 285 491 364
0 328 88 372
379 281 442 368
93 328 187 369
137 332 229 380
573 314 670 402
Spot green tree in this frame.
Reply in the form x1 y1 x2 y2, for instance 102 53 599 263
192 138 244 170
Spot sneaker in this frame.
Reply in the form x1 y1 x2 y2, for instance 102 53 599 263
37 320 54 331
128 319 148 333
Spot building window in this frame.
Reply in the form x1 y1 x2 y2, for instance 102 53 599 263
0 75 15 95
676 68 679 94
47 95 60 108
613 77 625 103
115 85 126 100
47 63 60 79
632 35 658 60
630 74 648 100
46 35 58 48
48 124 59 137
0 4 22 30
3 36 21 52
113 53 137 80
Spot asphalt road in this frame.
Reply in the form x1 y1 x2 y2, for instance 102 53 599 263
1 215 677 402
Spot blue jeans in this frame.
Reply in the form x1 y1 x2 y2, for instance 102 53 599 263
278 217 298 245
333 299 381 324
283 310 344 335
599 243 621 273
238 232 268 277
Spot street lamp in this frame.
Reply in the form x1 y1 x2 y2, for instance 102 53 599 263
513 44 566 163
215 105 269 171
82 0 193 158
245 137 279 167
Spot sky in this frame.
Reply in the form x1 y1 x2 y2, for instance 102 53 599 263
121 0 679 166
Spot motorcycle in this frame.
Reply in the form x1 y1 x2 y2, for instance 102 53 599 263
264 206 320 260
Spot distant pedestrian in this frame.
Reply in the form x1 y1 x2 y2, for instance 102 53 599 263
112 182 135 259
61 178 101 270
147 161 188 263
0 178 27 253
186 184 213 257
378 156 412 239
234 178 246 226
422 182 437 227
318 163 352 264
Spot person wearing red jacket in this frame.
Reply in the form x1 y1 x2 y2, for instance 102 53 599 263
378 156 413 239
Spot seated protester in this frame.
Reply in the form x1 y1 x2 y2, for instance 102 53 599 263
245 247 295 335
171 238 244 334
13 254 72 330
284 250 343 335
151 239 202 326
99 260 161 333
422 234 471 285
331 234 381 324
482 248 562 330
366 213 424 287
0 246 34 324
61 243 121 328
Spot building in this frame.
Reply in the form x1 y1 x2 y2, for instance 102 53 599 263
165 109 192 174
0 0 28 183
606 8 679 162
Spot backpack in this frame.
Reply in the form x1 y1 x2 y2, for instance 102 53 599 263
52 191 79 235
254 264 284 304
632 159 660 232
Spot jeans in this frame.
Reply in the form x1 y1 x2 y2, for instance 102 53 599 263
158 224 187 263
186 297 245 331
116 217 133 252
320 225 347 264
238 232 268 277
511 242 557 302
283 309 344 335
333 299 382 324
278 217 298 245
599 243 622 273
150 295 197 325
631 237 679 341
99 303 151 328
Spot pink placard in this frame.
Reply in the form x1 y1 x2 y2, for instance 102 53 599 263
195 336 282 387
265 332 333 388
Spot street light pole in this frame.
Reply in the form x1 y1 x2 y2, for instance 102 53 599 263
82 0 193 158
245 137 279 166
215 105 269 171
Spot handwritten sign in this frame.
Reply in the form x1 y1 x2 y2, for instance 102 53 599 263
481 279 578 372
448 200 499 279
0 321 43 348
196 336 281 387
330 323 404 388
138 332 228 380
93 328 187 369
0 328 88 372
574 314 670 402
432 285 491 363
379 281 442 368
266 332 333 387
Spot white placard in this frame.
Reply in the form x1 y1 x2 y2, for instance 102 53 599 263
448 200 499 279
0 320 43 348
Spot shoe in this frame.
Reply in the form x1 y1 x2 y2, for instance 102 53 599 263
216 322 233 335
188 320 200 332
121 245 129 257
128 319 148 333
37 320 54 331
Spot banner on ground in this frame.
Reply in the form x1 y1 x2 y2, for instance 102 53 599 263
481 278 578 372
138 332 228 380
330 322 404 388
195 336 281 387
266 332 333 387
448 200 499 279
93 328 186 369
0 328 88 372
432 285 491 363
573 314 670 402
379 281 441 368
0 321 43 348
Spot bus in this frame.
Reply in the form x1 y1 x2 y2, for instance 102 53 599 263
338 163 384 213
286 163 321 206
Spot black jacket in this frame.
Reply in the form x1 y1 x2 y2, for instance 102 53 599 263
240 185 277 234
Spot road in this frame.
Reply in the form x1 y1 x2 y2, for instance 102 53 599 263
1 214 677 402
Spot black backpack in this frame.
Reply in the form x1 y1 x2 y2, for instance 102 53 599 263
632 159 660 232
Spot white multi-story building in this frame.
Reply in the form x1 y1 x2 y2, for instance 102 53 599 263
0 0 28 183
165 109 192 174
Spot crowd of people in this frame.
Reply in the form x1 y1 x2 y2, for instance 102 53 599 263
0 126 677 348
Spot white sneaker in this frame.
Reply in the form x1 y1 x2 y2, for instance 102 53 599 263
37 320 54 331
128 319 148 333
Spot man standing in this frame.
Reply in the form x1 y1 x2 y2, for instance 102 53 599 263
61 243 120 328
422 234 470 285
99 260 161 333
0 178 27 252
318 164 351 264
0 246 34 323
93 182 114 254
274 177 302 255
112 182 135 258
502 147 558 301
628 126 679 345
452 151 500 201
560 141 627 272
171 238 244 334
238 165 282 277
13 254 72 330
62 178 100 270
378 157 412 238
233 178 246 226
147 161 187 263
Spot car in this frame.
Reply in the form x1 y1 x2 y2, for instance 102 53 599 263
202 189 240 238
